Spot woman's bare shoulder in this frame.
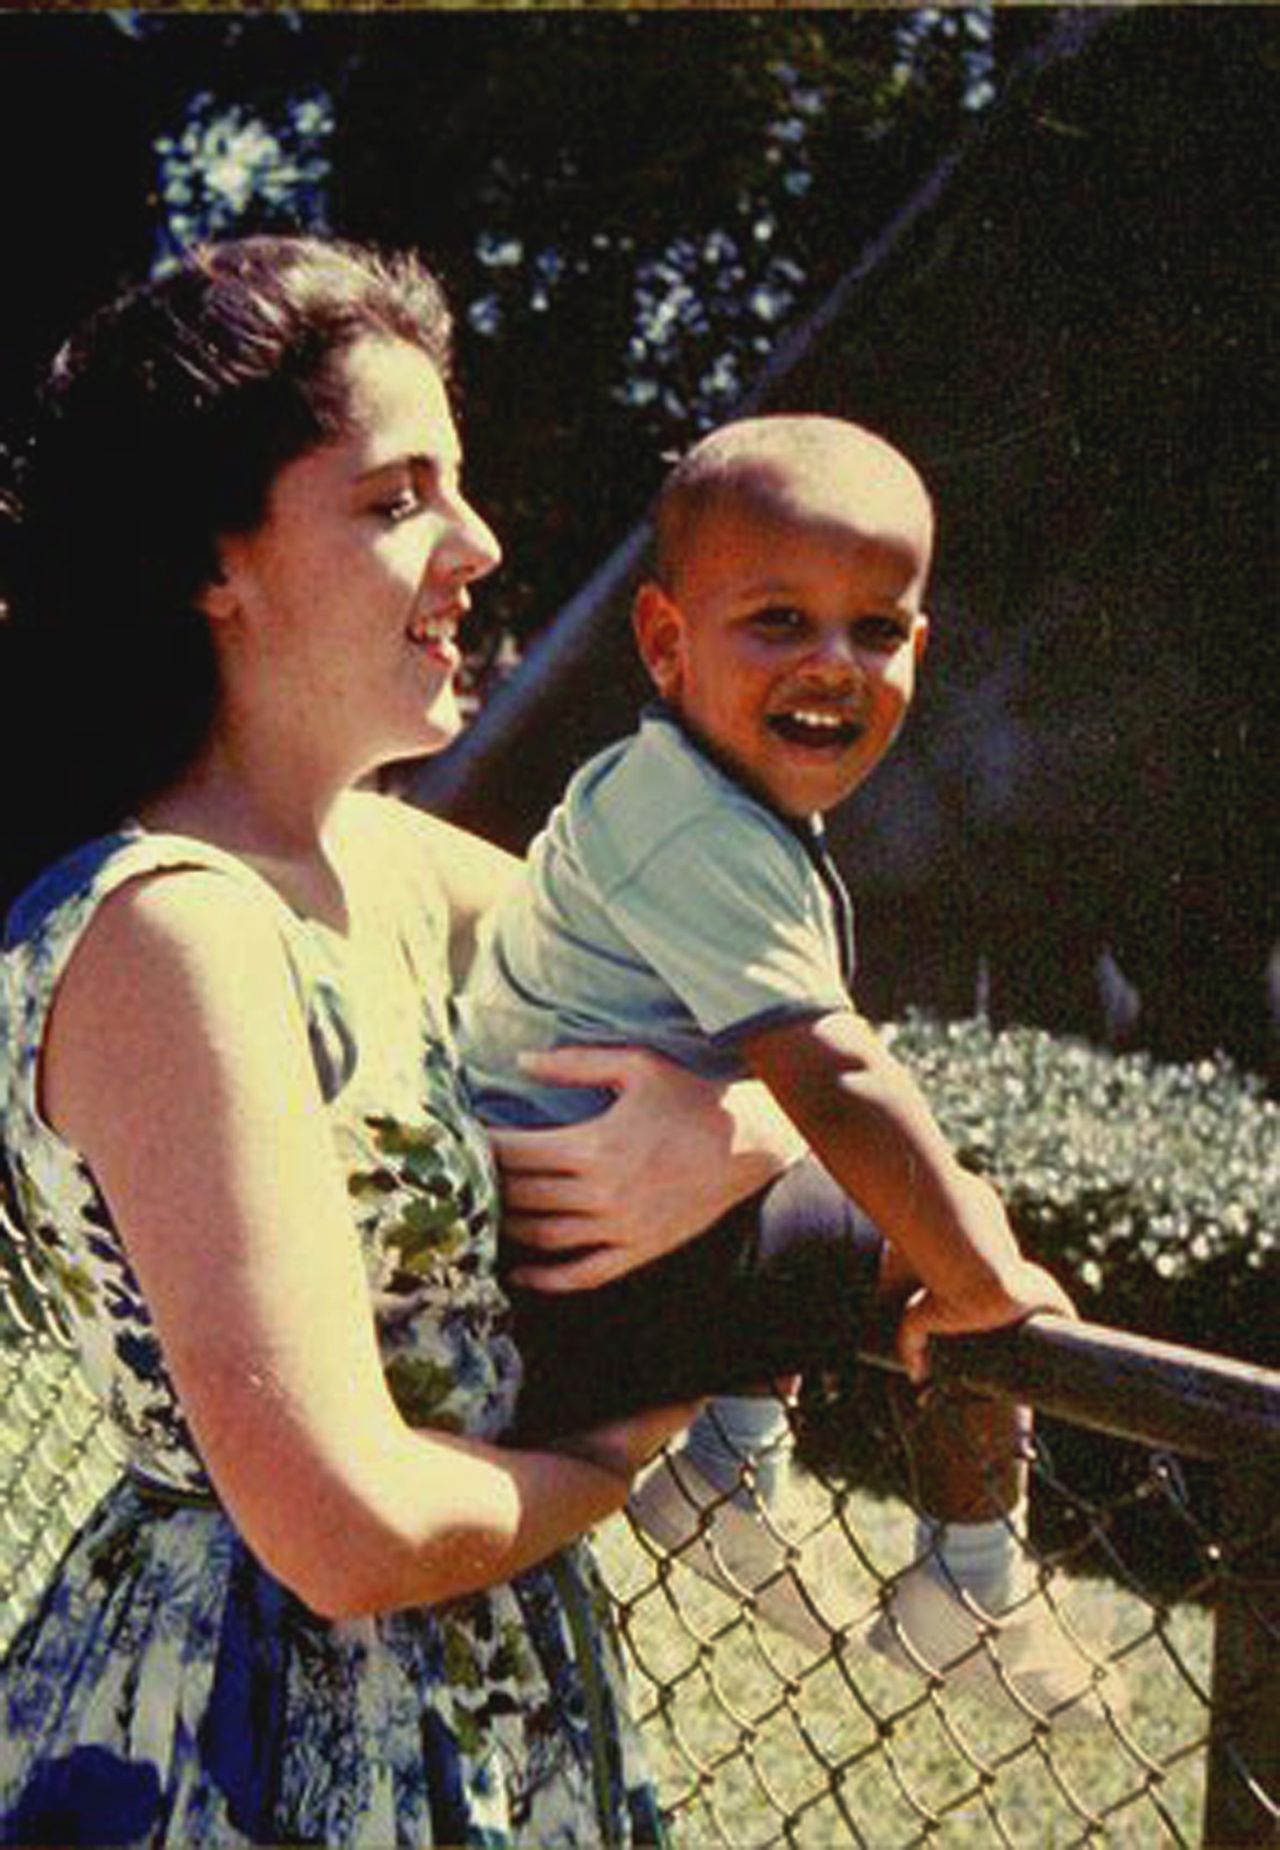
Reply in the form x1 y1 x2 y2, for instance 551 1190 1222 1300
42 862 304 1146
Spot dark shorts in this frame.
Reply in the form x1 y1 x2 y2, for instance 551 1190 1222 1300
506 1156 883 1443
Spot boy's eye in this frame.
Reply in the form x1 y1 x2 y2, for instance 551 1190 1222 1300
852 614 910 650
751 606 808 638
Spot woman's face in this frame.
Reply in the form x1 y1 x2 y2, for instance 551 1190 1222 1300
212 336 501 778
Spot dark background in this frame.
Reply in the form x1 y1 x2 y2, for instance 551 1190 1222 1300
0 7 1273 1080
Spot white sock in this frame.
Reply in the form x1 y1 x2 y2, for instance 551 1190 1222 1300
915 1507 1035 1615
678 1394 792 1508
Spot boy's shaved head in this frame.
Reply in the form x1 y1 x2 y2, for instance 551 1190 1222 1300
654 414 933 591
635 410 934 817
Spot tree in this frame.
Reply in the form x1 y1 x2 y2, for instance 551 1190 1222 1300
0 8 1014 672
321 10 1012 666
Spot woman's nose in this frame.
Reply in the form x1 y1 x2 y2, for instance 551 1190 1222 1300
443 496 503 584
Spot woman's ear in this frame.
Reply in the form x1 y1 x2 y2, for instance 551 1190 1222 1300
912 611 931 664
632 581 687 699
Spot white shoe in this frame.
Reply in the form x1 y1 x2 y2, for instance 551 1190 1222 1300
627 1455 833 1652
865 1559 1127 1730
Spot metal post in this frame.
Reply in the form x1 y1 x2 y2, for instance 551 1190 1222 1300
1203 1460 1280 1847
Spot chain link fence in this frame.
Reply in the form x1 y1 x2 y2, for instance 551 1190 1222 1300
2 1201 1277 1847
601 1327 1279 1848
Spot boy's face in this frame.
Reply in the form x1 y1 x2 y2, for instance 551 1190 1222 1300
634 484 931 819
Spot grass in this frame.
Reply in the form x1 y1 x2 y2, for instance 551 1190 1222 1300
595 1477 1213 1848
0 1344 1214 1846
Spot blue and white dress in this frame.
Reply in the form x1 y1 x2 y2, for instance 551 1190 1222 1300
0 820 661 1847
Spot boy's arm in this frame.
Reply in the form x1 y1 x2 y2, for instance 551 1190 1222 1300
743 1007 1073 1378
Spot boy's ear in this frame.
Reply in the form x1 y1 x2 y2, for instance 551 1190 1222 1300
632 580 687 698
913 611 931 664
195 539 243 624
197 569 238 624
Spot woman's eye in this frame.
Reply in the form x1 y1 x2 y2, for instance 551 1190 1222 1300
378 487 422 523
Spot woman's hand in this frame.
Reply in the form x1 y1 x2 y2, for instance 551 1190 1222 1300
490 1045 806 1291
553 1398 702 1485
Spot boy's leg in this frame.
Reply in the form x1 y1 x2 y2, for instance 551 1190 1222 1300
678 1393 795 1507
511 1156 1031 1553
868 1248 1125 1722
876 1239 1028 1537
506 1155 879 1444
629 1159 880 1550
513 1160 1121 1713
511 1159 877 1651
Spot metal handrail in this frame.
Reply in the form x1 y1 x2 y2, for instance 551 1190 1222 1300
863 1314 1280 1465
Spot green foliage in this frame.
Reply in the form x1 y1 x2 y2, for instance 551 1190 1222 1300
0 7 1026 711
315 10 1007 667
797 1016 1276 1594
880 1013 1278 1366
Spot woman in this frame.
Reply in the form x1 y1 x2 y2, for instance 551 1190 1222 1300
0 236 793 1846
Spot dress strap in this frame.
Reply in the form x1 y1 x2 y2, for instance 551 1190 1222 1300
2 826 328 1128
4 825 305 961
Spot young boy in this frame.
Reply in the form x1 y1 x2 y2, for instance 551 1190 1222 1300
460 416 1110 1718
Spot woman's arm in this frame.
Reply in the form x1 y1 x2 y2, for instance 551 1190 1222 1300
492 1046 807 1289
393 803 522 988
43 871 686 1620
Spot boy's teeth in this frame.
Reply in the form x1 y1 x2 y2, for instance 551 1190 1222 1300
789 709 844 728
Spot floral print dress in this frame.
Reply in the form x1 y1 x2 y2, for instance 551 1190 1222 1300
0 820 662 1847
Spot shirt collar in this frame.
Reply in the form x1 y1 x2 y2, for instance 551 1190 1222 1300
642 699 824 838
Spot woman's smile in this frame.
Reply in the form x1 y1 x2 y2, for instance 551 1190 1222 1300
405 600 465 668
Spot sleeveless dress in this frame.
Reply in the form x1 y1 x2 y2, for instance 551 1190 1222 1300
0 820 662 1848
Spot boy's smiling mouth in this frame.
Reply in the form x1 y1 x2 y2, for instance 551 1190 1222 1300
767 707 865 750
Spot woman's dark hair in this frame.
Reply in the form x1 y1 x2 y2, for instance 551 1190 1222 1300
0 235 453 908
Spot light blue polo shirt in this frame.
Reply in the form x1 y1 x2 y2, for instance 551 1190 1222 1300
456 708 853 1126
